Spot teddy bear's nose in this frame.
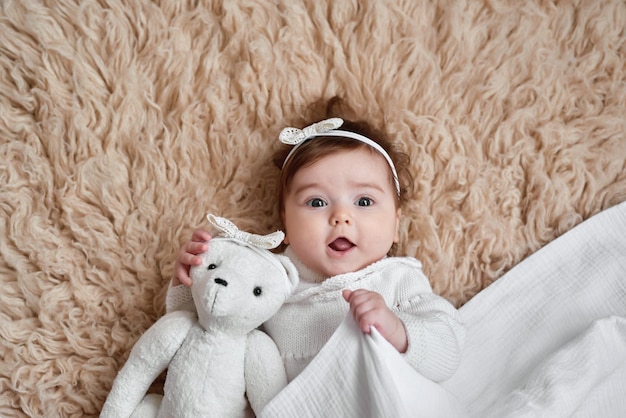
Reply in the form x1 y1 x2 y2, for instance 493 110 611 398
214 278 228 287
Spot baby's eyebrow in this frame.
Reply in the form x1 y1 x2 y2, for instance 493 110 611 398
291 182 322 196
349 181 386 193
291 180 387 196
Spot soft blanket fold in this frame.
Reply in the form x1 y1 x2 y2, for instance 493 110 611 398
486 315 626 417
443 200 626 417
260 314 466 418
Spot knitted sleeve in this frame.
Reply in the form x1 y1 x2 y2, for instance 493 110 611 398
165 282 196 314
396 293 466 382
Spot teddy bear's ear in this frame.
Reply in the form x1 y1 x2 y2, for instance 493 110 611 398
274 254 299 295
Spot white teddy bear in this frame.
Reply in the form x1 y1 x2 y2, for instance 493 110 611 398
101 215 298 418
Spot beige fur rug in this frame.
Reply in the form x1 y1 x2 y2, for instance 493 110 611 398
1 0 625 416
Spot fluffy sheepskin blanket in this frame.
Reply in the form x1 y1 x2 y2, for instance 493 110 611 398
1 0 625 416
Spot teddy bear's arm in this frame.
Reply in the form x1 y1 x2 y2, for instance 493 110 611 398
101 310 196 418
244 329 288 415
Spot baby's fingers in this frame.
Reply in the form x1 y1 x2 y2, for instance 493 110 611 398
184 241 209 256
173 263 193 287
343 289 385 333
190 229 212 243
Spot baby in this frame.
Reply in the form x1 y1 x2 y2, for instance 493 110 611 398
168 112 465 382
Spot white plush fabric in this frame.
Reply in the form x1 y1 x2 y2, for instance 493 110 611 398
101 239 298 417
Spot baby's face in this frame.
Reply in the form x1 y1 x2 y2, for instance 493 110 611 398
282 148 401 278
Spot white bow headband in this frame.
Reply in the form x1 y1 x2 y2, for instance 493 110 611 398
279 118 400 196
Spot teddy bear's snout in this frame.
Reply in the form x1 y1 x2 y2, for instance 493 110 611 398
214 278 228 287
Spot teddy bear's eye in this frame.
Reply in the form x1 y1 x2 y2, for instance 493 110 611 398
253 287 262 297
207 263 217 270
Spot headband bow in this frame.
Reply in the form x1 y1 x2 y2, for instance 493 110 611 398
207 214 284 249
279 117 343 145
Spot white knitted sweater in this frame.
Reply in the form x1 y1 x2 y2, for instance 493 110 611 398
166 246 465 383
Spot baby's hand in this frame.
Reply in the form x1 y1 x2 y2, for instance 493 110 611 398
342 289 408 353
172 229 212 287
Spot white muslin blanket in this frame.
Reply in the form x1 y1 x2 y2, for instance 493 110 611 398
484 315 626 417
443 200 626 417
260 201 626 417
260 313 466 418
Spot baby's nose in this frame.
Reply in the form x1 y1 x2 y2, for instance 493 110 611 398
331 210 352 225
214 278 228 287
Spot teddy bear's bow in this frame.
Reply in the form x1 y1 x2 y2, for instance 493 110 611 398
207 214 284 249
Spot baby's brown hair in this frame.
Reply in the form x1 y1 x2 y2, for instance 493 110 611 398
273 98 412 218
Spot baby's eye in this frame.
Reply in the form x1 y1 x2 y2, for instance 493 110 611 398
207 263 217 270
306 198 327 208
356 197 374 207
253 286 263 297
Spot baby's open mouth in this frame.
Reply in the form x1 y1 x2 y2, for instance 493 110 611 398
329 237 355 252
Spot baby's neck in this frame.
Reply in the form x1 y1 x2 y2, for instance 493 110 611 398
282 246 327 283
